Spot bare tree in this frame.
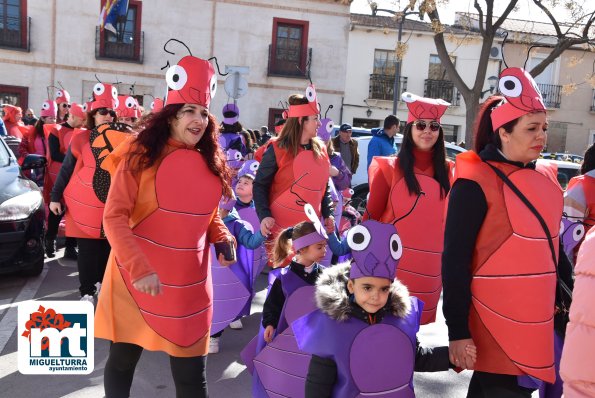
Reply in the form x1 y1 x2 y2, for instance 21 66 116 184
410 0 595 146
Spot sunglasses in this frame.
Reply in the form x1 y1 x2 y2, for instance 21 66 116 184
61 103 71 109
414 120 441 132
96 108 116 117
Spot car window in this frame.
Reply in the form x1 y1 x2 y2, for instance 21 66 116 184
0 140 11 167
557 167 579 190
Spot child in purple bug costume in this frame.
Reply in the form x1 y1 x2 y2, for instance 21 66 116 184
292 219 476 397
209 194 268 354
242 204 332 397
219 102 247 155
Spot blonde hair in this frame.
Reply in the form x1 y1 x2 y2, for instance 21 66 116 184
272 221 317 267
277 94 324 159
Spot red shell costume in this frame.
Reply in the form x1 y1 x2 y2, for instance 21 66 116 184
454 151 562 383
367 156 453 324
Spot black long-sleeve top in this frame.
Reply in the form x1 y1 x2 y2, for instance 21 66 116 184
262 261 323 329
50 146 77 203
304 300 451 398
253 143 334 222
442 144 569 341
48 122 73 163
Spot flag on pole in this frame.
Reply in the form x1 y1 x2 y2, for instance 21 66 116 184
99 0 129 34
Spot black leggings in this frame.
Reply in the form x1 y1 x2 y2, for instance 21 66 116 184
104 342 208 398
46 209 76 248
467 371 534 398
77 238 111 296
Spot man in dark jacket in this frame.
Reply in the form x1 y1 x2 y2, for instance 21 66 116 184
332 123 359 175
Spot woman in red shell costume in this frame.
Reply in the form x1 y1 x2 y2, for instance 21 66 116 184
442 67 563 397
253 85 334 266
95 49 236 398
366 92 453 325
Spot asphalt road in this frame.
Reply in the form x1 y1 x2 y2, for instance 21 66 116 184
0 249 480 397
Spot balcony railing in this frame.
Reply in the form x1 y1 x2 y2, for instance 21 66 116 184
267 45 312 78
424 79 461 106
95 27 144 63
590 89 595 112
537 83 562 109
0 16 30 51
369 74 408 101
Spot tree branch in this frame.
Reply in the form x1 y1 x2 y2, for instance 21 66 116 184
473 0 485 36
532 0 563 37
494 0 520 30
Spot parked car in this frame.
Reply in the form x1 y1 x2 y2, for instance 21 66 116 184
539 159 580 190
331 125 374 138
541 152 584 164
0 136 46 276
349 135 466 212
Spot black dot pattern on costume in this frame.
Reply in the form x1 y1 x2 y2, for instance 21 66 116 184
90 123 130 237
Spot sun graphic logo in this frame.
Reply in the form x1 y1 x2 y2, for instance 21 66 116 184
18 301 94 374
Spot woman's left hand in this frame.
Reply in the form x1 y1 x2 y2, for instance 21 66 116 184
218 252 236 267
329 165 340 177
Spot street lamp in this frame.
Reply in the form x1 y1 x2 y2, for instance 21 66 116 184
366 108 372 117
371 4 420 115
481 75 499 98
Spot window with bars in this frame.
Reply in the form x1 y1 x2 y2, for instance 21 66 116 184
0 0 28 50
428 54 455 80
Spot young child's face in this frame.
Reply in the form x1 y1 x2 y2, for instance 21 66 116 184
235 176 254 200
347 277 391 314
298 239 327 265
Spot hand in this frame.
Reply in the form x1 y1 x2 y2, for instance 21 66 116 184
329 165 340 177
449 338 476 370
132 273 162 296
260 221 270 237
218 252 236 267
324 216 335 233
49 202 63 216
264 325 275 343
261 217 275 235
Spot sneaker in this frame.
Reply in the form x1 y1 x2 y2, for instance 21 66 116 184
64 246 78 260
229 319 243 330
45 239 56 258
80 294 95 305
209 337 220 354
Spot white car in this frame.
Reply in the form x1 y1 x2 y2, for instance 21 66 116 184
538 159 580 190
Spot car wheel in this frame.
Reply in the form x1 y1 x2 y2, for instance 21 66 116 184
351 184 369 216
21 257 44 277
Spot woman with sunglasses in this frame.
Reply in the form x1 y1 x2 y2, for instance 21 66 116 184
55 89 71 124
253 84 334 267
94 55 234 398
442 68 568 397
49 83 128 304
366 91 452 325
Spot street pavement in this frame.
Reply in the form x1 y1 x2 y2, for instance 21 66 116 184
0 249 484 397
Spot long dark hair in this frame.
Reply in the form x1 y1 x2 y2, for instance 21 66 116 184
85 108 118 130
127 103 232 197
33 118 46 139
474 95 519 154
397 122 450 198
581 143 595 174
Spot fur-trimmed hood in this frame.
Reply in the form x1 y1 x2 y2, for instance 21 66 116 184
315 263 411 321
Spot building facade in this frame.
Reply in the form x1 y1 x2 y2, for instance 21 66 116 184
0 0 351 130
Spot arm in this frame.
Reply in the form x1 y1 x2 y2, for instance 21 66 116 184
364 158 392 221
327 232 351 257
207 209 234 245
352 140 359 174
253 144 278 222
236 224 266 249
262 278 285 329
50 147 77 202
103 162 155 283
331 156 352 191
442 179 487 341
48 133 65 163
305 355 337 398
320 182 334 219
17 135 31 164
366 138 379 170
414 339 451 372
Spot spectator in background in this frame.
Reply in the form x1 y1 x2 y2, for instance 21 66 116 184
240 130 256 160
332 123 359 175
259 125 273 145
247 129 259 149
23 108 38 126
367 115 400 170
